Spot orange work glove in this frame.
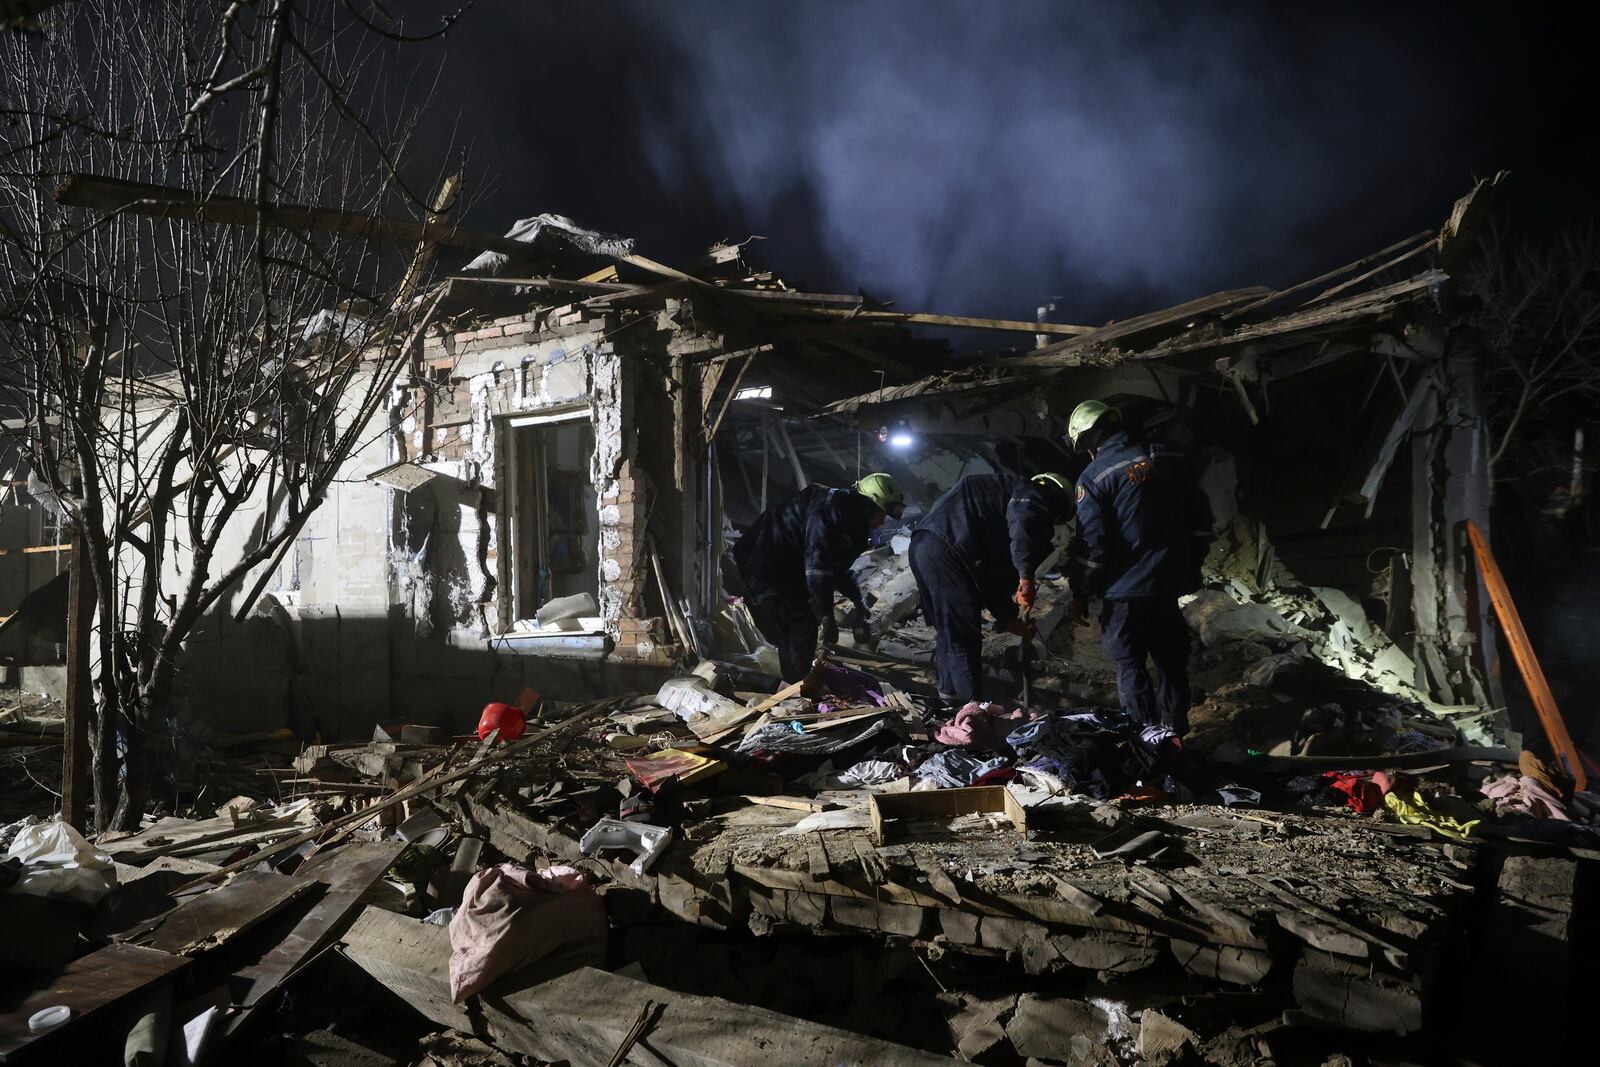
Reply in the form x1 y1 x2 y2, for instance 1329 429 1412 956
1014 578 1037 612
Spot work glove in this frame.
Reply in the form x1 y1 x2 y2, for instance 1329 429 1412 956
1068 597 1091 627
820 615 840 645
1014 578 1037 613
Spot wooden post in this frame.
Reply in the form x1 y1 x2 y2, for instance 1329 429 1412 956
1466 520 1587 790
61 525 94 830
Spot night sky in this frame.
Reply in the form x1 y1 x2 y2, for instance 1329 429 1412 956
418 1 1600 330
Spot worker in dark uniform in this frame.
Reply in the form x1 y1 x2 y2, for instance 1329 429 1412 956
1064 400 1213 736
733 473 905 682
908 472 1071 706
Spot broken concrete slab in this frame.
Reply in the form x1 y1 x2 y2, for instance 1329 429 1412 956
1004 993 1109 1064
341 907 957 1066
944 993 1016 1061
1169 939 1273 985
1291 957 1421 1034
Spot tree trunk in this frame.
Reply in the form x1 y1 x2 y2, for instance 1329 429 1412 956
90 695 119 833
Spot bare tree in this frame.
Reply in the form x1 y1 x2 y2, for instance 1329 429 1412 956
1471 221 1600 489
0 0 463 828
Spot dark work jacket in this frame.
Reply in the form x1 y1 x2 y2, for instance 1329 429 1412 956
733 485 876 618
916 473 1068 625
1067 431 1213 600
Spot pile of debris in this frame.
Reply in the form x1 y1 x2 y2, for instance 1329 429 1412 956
4 642 1596 1064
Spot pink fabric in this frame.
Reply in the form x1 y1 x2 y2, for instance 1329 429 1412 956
935 702 1023 753
448 863 607 1001
1480 774 1571 821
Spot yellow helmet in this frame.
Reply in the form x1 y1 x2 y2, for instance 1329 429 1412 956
854 472 905 518
1067 399 1118 450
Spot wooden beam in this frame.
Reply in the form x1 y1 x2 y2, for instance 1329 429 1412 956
0 544 71 555
61 528 93 831
787 306 1095 335
705 350 758 448
1222 230 1435 321
1466 521 1587 791
169 701 611 895
55 174 534 259
0 944 191 1062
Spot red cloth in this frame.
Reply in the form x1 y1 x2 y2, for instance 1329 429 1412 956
1325 770 1386 814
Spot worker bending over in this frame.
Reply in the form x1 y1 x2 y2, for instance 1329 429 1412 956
909 472 1071 706
1065 400 1212 736
734 473 905 682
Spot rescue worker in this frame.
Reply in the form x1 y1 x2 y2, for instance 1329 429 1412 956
909 472 1072 706
733 473 905 682
1064 400 1212 736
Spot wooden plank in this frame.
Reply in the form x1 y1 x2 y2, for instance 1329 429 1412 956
785 305 1095 335
1221 230 1435 321
1236 745 1515 773
1012 287 1272 366
741 795 826 813
143 870 316 956
56 173 538 260
170 702 610 895
221 840 407 1045
704 346 766 448
101 809 312 864
700 676 808 743
0 944 190 1062
1467 521 1587 789
0 544 71 555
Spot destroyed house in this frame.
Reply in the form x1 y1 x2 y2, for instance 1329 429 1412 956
817 177 1505 733
3 180 1505 748
10 179 1590 1067
140 231 969 736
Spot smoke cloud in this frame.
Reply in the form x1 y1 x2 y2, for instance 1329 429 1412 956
617 1 1486 324
434 3 1591 330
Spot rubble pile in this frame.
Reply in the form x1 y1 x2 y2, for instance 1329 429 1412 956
3 645 1596 1065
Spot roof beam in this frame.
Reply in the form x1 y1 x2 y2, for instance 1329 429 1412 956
56 173 536 258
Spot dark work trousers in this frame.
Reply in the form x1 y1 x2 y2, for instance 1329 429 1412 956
909 529 985 704
749 595 819 683
1100 597 1191 734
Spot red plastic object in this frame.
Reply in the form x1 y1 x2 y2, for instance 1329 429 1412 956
477 702 525 742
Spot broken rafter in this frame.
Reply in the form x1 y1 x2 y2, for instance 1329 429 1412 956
1012 287 1273 367
1221 230 1435 321
787 305 1095 336
463 275 873 308
55 173 535 260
